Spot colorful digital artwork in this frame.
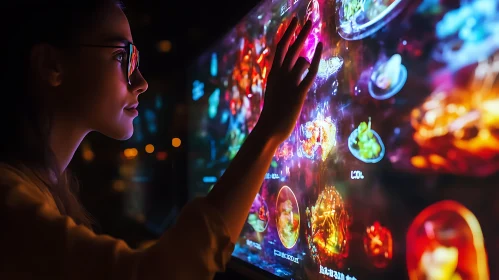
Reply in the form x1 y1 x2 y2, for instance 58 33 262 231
188 0 498 278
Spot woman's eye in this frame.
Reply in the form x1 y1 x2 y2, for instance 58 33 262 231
115 52 126 62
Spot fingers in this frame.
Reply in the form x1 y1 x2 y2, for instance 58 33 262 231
291 57 310 85
299 42 323 91
273 17 298 68
282 20 313 71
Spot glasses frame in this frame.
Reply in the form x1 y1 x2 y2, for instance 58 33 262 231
79 42 139 85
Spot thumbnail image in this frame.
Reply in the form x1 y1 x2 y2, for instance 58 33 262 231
247 193 270 233
336 0 410 40
363 221 393 269
406 200 489 280
348 117 385 163
315 55 344 87
297 114 338 162
276 186 301 249
305 186 351 267
368 53 407 100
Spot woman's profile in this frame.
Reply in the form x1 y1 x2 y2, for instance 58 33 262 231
0 1 322 279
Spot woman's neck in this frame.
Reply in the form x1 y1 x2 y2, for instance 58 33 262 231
49 118 89 173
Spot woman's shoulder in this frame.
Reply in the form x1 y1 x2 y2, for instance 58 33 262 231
0 163 58 210
0 163 32 187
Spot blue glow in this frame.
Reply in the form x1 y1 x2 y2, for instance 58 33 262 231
202 176 218 183
155 95 163 109
148 124 157 134
208 88 220 119
210 53 218 77
145 109 155 122
133 117 144 142
145 109 157 134
192 80 204 101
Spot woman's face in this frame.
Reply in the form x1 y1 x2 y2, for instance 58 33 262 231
55 2 148 140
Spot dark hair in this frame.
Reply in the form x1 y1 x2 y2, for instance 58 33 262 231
2 0 124 228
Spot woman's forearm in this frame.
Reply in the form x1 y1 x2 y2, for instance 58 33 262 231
205 19 322 244
206 123 281 243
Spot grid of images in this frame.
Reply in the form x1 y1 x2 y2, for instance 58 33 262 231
188 0 499 278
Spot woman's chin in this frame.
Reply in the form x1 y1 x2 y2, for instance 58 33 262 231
117 131 134 141
118 128 134 141
102 125 134 141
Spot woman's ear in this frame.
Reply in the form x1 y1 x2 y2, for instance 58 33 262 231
30 43 63 87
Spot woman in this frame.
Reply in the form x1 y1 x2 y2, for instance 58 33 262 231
0 0 322 279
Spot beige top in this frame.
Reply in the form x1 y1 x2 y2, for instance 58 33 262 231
0 163 235 280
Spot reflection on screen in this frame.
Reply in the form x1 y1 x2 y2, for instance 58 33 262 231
188 0 498 278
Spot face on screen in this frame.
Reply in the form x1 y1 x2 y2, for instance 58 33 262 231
189 0 498 279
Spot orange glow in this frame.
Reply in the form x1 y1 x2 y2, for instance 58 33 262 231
409 54 499 175
112 180 126 192
298 115 337 161
145 144 155 154
411 155 427 168
364 221 393 269
157 40 172 53
406 200 489 280
306 186 350 266
257 54 263 64
428 154 446 166
124 148 138 159
82 149 94 162
172 138 181 148
81 143 95 162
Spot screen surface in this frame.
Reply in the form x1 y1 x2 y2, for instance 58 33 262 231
188 0 498 278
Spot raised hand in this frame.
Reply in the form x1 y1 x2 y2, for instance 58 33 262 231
257 17 323 144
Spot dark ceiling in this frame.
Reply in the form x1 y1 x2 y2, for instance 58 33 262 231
124 0 262 76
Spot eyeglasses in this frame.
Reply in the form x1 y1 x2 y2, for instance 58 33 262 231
79 42 139 85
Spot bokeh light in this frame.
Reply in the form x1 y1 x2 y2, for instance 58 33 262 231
157 40 172 53
112 180 126 192
156 151 168 161
172 138 182 148
82 148 95 162
145 144 155 154
124 148 138 159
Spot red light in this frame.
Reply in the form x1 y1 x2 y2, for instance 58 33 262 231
156 151 168 161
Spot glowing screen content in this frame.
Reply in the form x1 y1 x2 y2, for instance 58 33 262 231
188 0 498 278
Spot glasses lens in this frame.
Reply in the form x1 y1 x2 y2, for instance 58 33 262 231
128 44 139 84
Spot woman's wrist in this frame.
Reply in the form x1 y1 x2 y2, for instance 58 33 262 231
251 121 283 151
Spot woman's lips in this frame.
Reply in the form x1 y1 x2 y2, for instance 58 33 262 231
124 108 138 117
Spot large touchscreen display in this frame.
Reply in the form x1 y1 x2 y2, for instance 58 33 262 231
188 0 498 278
